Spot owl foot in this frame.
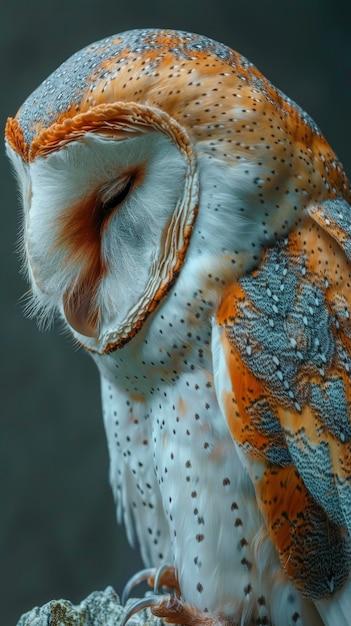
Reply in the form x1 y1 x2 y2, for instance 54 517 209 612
122 594 234 626
152 595 225 625
149 565 181 596
122 565 180 605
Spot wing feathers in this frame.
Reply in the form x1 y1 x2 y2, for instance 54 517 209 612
308 198 351 263
216 202 351 598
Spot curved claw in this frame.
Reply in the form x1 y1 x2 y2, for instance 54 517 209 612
120 595 166 626
121 568 156 606
153 564 174 594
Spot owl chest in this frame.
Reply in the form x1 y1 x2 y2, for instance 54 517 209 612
100 348 275 612
96 291 290 613
148 376 271 612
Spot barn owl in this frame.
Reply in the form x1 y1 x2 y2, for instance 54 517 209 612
5 28 351 626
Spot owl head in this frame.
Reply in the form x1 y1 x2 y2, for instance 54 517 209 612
5 29 348 354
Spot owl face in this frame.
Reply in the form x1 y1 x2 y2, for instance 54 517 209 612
5 29 349 354
7 112 198 352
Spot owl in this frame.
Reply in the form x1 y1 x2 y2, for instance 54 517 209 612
5 28 351 626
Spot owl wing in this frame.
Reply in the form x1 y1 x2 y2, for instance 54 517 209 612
213 197 351 601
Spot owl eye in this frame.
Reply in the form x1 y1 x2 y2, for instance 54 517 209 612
100 175 134 216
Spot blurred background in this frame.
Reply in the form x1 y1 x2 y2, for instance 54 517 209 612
1 1 350 623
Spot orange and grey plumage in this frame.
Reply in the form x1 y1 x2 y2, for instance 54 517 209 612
5 29 351 626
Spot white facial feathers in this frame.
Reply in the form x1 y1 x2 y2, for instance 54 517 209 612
10 131 193 348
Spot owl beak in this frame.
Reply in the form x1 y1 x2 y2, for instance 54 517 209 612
63 288 99 338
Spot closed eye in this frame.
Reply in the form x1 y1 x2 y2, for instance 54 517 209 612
100 175 134 217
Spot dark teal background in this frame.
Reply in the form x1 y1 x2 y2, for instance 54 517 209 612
1 1 350 624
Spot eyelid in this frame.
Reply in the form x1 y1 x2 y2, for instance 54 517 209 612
99 174 134 206
100 174 134 214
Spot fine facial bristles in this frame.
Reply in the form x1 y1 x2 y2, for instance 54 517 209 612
20 288 57 331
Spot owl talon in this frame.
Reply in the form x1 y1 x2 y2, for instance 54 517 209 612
120 594 164 626
150 565 180 596
121 568 156 605
122 595 227 626
122 565 179 605
151 596 223 626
